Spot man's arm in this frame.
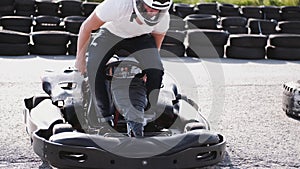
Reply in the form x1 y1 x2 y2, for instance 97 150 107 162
151 32 166 50
75 11 105 74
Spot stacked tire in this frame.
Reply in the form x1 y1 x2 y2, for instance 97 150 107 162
186 29 229 58
82 1 99 17
261 6 281 21
220 16 248 34
174 3 195 18
33 15 63 31
248 18 277 35
277 21 300 34
15 0 35 16
0 0 15 17
219 3 241 17
226 34 267 59
196 3 219 16
267 34 300 60
281 6 300 21
241 6 263 19
184 14 218 30
68 33 78 56
30 31 70 55
63 16 86 34
160 30 186 57
0 16 33 33
59 0 83 17
35 0 60 16
0 30 30 56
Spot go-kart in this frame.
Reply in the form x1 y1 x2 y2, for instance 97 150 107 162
283 80 300 119
23 57 226 169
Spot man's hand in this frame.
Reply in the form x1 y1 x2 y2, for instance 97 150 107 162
75 58 87 75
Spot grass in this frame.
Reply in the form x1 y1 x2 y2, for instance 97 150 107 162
84 0 300 6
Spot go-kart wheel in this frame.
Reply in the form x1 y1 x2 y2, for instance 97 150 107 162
184 122 206 132
52 123 73 135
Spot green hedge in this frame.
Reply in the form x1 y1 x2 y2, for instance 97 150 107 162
83 0 300 6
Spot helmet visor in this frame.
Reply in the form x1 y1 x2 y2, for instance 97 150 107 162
136 0 168 25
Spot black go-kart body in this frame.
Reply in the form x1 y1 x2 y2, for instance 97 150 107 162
23 58 226 169
283 80 300 119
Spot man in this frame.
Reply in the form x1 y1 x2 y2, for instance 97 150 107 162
75 0 172 137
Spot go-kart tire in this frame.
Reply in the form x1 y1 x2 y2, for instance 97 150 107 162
35 0 60 16
184 122 206 132
0 43 29 56
219 4 241 17
0 30 30 44
229 34 268 48
185 14 218 29
64 16 86 34
241 6 263 19
187 29 229 46
226 46 266 59
0 16 33 27
196 3 218 15
269 34 300 48
267 46 300 60
52 123 73 135
160 43 185 57
174 3 195 18
30 44 67 55
59 0 82 17
278 21 300 33
222 26 248 34
31 31 70 45
247 19 277 35
163 30 186 44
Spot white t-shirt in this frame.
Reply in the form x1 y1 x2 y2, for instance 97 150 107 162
95 0 170 38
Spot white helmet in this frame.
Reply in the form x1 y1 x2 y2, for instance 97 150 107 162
133 0 172 26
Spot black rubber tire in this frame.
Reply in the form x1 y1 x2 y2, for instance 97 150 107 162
59 0 83 17
196 3 218 15
31 31 70 45
160 43 185 57
174 3 195 18
241 6 263 19
30 44 67 55
64 16 86 34
0 16 33 26
248 18 277 35
220 16 248 27
169 18 186 31
269 34 300 48
187 29 229 46
186 45 224 58
82 2 99 17
33 15 63 31
163 30 186 44
219 5 241 17
261 6 281 20
226 46 266 59
35 0 60 16
2 26 32 34
0 30 30 44
267 46 300 60
0 43 29 56
229 34 268 48
222 26 248 34
15 0 35 16
281 6 300 21
52 123 73 135
0 5 14 16
185 16 218 29
68 43 77 56
0 0 14 6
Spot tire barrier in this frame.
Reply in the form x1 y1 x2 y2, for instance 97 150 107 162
33 15 63 31
248 18 277 35
220 16 248 34
174 3 195 18
277 21 300 34
0 16 33 33
267 34 300 60
30 31 70 55
0 0 14 17
35 0 60 16
68 33 78 56
186 29 229 58
226 34 267 59
261 6 281 21
63 16 86 34
280 6 300 21
241 6 263 19
160 30 186 57
14 0 35 17
82 2 99 17
185 14 218 30
219 3 241 17
195 3 219 16
0 30 30 56
59 0 83 17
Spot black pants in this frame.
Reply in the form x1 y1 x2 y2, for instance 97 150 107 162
87 28 164 118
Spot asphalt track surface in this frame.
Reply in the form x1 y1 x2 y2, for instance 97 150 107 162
0 55 300 169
